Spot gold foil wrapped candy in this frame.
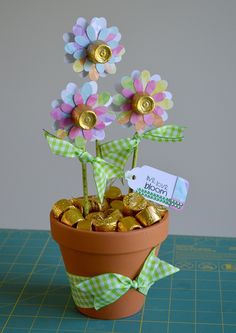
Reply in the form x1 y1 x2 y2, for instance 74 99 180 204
92 217 117 232
123 193 147 212
136 206 162 227
118 217 142 232
61 207 84 227
52 199 74 219
110 200 124 211
105 186 122 200
76 219 92 231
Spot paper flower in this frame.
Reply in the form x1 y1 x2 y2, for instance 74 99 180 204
113 70 173 132
63 17 125 80
51 81 115 141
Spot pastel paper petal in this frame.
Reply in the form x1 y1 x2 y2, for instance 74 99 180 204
165 91 173 99
61 92 75 107
96 63 105 73
64 42 77 54
73 59 85 73
86 25 97 42
95 121 105 130
112 32 121 42
76 17 87 29
104 63 116 74
64 54 75 63
121 76 135 91
60 103 73 113
51 99 61 108
93 128 105 140
74 92 83 105
135 118 146 132
73 25 86 36
79 82 95 103
85 94 97 107
98 92 112 106
122 88 134 98
91 17 107 31
121 103 132 111
145 80 157 95
59 117 73 128
156 99 174 110
84 59 93 72
112 45 124 57
100 113 115 125
143 114 154 125
98 28 110 41
151 80 168 95
107 40 119 49
94 106 107 115
152 114 164 127
50 108 64 120
140 70 151 89
63 33 74 43
66 83 77 94
75 35 90 47
113 93 126 106
105 33 116 42
118 112 131 125
89 64 100 81
153 92 166 102
150 74 161 82
130 112 142 124
73 49 86 60
83 129 93 140
69 126 82 140
134 78 143 93
131 70 140 80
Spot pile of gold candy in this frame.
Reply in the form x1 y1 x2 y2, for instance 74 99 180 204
52 187 168 232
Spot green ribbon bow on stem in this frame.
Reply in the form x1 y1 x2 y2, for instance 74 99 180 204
44 131 123 202
100 125 185 169
67 247 179 310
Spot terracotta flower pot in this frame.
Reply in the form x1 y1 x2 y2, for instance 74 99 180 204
50 210 169 320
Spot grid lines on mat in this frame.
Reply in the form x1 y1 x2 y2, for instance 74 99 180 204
1 230 236 333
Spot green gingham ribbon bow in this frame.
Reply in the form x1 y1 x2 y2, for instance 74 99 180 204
100 125 185 169
67 248 179 310
44 131 123 202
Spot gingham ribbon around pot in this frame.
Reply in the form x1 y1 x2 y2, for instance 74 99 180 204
44 131 123 202
67 247 179 310
100 125 185 169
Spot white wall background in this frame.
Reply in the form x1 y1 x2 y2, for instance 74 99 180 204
0 0 235 236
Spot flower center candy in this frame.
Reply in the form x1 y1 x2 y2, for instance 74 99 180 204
72 106 97 130
132 94 155 115
87 41 112 64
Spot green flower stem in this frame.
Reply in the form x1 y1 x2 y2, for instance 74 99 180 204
95 140 101 158
129 133 139 193
81 145 89 216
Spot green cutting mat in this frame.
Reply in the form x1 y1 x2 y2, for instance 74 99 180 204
1 230 236 333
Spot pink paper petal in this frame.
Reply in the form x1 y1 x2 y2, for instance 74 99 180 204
59 118 73 128
105 33 116 42
143 114 154 125
121 103 132 111
69 126 82 140
95 121 105 130
145 81 157 95
60 103 73 113
87 94 98 107
50 108 64 120
134 79 143 93
74 92 83 105
83 129 93 140
130 112 142 124
94 106 107 115
122 89 134 98
153 92 165 102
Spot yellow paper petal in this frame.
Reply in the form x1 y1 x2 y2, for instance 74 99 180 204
89 65 99 81
140 70 151 89
56 129 67 139
151 80 168 95
73 59 85 73
156 99 174 110
152 114 164 127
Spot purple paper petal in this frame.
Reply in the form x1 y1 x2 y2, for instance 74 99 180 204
59 117 73 128
94 106 107 115
153 92 165 102
143 114 154 125
100 113 115 125
74 92 83 105
145 81 157 95
130 112 142 124
131 70 140 80
87 94 98 106
50 108 64 120
60 103 73 113
83 129 93 140
66 83 77 94
150 74 161 82
122 88 134 98
73 24 86 36
93 128 105 141
63 32 74 43
75 35 90 47
95 121 105 130
76 17 87 29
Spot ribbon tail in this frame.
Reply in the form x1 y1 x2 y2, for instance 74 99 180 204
143 125 186 142
94 286 130 310
44 130 79 158
137 248 179 295
93 163 107 203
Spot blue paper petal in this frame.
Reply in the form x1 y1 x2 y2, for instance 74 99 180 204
63 32 74 43
84 59 93 72
74 49 86 60
75 35 90 47
86 25 97 42
79 81 97 103
64 42 77 54
96 63 105 73
107 40 119 49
